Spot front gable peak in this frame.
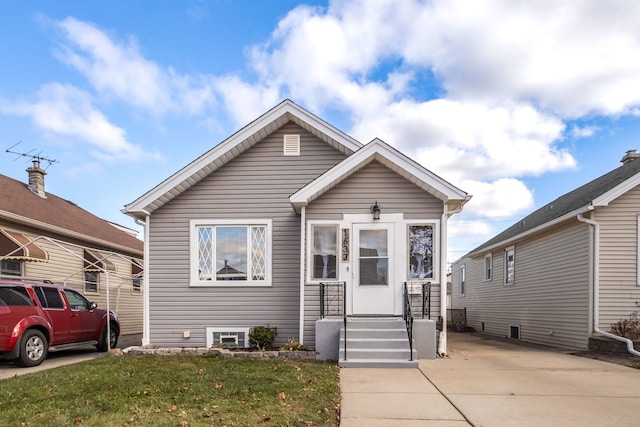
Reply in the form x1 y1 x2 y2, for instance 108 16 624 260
290 138 470 213
124 100 362 218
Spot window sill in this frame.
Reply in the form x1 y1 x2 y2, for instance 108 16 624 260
190 282 272 288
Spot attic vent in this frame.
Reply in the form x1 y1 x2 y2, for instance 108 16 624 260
283 134 300 156
206 327 250 348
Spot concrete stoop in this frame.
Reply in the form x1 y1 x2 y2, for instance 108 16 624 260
338 318 418 368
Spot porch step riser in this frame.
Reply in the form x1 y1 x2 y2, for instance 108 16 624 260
339 359 419 369
346 319 406 329
340 338 415 351
339 349 416 360
344 329 408 339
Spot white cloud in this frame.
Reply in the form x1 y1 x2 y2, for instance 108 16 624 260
2 83 154 161
350 99 573 182
54 17 216 116
404 0 640 117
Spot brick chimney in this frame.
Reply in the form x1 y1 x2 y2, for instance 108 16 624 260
621 149 640 164
26 160 47 198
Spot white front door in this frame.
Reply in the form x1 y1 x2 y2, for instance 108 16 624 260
352 223 395 315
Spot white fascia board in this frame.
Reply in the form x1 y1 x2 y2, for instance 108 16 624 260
290 138 468 211
466 205 592 258
124 100 362 215
592 173 640 207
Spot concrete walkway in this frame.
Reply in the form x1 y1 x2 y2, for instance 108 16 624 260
339 333 640 426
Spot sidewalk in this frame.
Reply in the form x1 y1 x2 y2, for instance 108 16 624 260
339 333 640 426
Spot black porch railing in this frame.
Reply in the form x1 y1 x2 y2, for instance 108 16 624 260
403 282 414 361
404 281 432 319
319 281 347 361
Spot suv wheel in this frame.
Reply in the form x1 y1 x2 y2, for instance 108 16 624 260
17 329 48 367
96 324 118 352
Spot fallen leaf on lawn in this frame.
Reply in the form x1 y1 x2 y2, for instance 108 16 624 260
74 415 83 424
167 405 177 412
278 392 286 400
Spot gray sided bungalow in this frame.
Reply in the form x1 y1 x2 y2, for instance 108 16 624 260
124 100 470 367
451 151 640 355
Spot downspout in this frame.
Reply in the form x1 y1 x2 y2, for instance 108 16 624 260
298 206 306 345
135 216 151 346
577 213 640 356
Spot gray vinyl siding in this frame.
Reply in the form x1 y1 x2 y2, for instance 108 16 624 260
595 184 640 330
305 160 444 220
147 122 347 347
452 221 591 351
302 160 444 345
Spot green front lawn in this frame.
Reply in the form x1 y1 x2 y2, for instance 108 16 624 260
0 354 340 426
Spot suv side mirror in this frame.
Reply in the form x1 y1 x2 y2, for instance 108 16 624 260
89 302 97 310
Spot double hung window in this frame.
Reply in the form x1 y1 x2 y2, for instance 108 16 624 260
484 253 492 281
191 220 271 286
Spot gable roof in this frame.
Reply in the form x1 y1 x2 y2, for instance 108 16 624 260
0 173 143 255
290 138 470 213
468 157 640 256
124 99 363 218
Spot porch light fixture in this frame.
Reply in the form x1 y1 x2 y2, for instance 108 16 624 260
371 201 381 220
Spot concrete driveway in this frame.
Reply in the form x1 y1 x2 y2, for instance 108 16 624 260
0 346 103 380
341 333 640 426
0 334 141 380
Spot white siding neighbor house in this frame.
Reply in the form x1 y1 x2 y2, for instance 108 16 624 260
451 150 640 354
0 163 144 339
124 100 470 367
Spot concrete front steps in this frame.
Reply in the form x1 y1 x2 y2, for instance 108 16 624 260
338 317 418 368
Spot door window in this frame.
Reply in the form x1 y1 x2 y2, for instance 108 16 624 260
358 229 388 285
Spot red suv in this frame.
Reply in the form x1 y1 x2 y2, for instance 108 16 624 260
0 279 119 367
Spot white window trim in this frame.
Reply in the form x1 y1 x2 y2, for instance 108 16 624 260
306 221 341 283
190 219 272 287
459 264 466 296
504 246 515 286
406 221 440 284
484 253 492 281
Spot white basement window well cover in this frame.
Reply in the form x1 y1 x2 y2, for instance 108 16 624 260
283 134 300 156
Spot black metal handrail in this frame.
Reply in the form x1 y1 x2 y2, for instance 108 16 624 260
404 281 432 319
319 281 347 361
403 282 414 361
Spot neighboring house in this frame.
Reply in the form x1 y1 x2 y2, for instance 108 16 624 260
124 100 470 365
451 150 640 352
0 162 144 338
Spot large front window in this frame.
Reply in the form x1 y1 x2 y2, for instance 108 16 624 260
191 220 271 286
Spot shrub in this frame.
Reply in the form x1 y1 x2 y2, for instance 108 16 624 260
249 326 275 350
280 338 308 351
610 311 640 340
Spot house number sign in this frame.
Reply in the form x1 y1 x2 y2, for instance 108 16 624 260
341 228 349 261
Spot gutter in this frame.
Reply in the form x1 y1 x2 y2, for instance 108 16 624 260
298 207 306 345
577 213 640 356
438 200 469 357
135 216 151 346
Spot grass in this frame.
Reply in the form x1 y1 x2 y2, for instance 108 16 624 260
0 354 340 426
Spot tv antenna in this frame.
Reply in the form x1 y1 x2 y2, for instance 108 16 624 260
5 141 59 168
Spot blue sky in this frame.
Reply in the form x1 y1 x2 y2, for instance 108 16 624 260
2 1 640 266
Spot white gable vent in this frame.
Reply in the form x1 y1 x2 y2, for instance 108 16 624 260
283 134 300 156
206 327 250 348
